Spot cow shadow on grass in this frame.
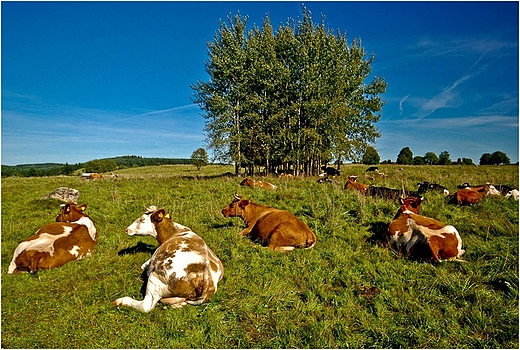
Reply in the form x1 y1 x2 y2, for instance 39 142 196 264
366 221 388 246
117 241 156 256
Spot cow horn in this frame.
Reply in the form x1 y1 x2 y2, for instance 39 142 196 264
234 193 241 200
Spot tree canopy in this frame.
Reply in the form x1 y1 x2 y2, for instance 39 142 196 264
192 6 387 176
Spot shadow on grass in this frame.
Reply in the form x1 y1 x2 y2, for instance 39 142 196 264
117 241 156 256
366 221 388 246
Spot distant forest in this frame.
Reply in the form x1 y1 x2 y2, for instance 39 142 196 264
1 155 191 177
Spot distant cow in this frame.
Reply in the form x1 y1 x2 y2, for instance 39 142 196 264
222 194 317 251
366 186 412 201
87 173 103 180
320 166 340 177
505 189 519 201
112 206 223 312
240 178 278 190
278 173 294 179
344 175 369 194
449 184 499 205
8 203 97 274
317 177 340 185
387 197 465 262
457 182 508 195
417 181 449 196
366 166 379 172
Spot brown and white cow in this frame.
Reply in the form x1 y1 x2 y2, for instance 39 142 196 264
344 175 369 194
112 206 223 312
222 194 317 251
240 178 278 190
8 203 97 274
450 183 499 205
387 197 465 262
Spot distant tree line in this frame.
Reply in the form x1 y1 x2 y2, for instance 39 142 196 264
367 147 513 166
1 155 191 178
192 6 387 176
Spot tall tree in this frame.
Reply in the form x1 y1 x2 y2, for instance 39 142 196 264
396 147 413 165
192 6 386 176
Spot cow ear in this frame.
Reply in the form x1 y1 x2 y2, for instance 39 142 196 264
239 200 250 209
64 204 72 213
152 209 166 222
79 204 87 211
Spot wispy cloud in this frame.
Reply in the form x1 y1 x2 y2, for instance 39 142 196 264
399 94 409 115
412 52 488 121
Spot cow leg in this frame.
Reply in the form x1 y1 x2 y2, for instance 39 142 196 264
267 229 298 251
160 297 188 308
112 273 164 312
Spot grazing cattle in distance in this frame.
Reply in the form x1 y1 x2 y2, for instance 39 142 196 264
320 166 340 177
366 186 412 201
505 189 519 201
344 175 369 194
457 182 505 195
87 173 103 180
450 184 500 205
317 177 340 185
278 173 294 179
417 181 449 196
240 178 278 190
387 197 465 262
365 166 379 172
8 203 97 274
110 172 118 179
222 194 317 251
112 206 223 312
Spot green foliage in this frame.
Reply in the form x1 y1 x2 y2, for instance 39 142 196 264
192 6 387 176
413 156 425 165
1 164 518 348
362 146 380 165
191 148 209 170
396 147 413 164
424 152 439 165
438 150 452 165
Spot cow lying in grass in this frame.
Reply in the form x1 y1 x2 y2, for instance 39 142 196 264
112 206 223 312
449 183 500 205
387 197 465 262
8 203 97 274
222 194 317 251
240 178 278 190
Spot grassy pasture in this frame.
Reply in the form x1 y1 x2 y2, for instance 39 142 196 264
1 164 518 348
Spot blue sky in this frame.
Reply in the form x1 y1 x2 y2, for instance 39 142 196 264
2 1 518 165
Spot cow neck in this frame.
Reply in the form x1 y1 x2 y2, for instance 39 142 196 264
242 202 271 224
154 218 190 245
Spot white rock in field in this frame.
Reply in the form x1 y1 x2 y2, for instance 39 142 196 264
40 187 80 203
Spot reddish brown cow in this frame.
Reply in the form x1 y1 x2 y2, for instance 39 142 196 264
88 173 103 180
222 194 316 251
8 203 97 274
240 178 278 190
387 197 465 262
450 184 499 205
344 175 369 194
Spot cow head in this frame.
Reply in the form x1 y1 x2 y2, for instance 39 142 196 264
399 196 423 214
126 206 158 237
222 194 250 218
56 203 87 222
348 175 358 182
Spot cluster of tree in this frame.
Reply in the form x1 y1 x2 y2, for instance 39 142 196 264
367 147 512 166
190 148 209 170
192 6 387 176
1 156 192 178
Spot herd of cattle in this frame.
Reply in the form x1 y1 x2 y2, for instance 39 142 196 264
7 171 518 312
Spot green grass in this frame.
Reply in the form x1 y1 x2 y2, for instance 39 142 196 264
2 164 518 348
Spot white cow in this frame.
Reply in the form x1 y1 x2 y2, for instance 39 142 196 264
112 206 223 312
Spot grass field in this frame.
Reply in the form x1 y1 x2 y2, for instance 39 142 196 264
1 164 518 348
